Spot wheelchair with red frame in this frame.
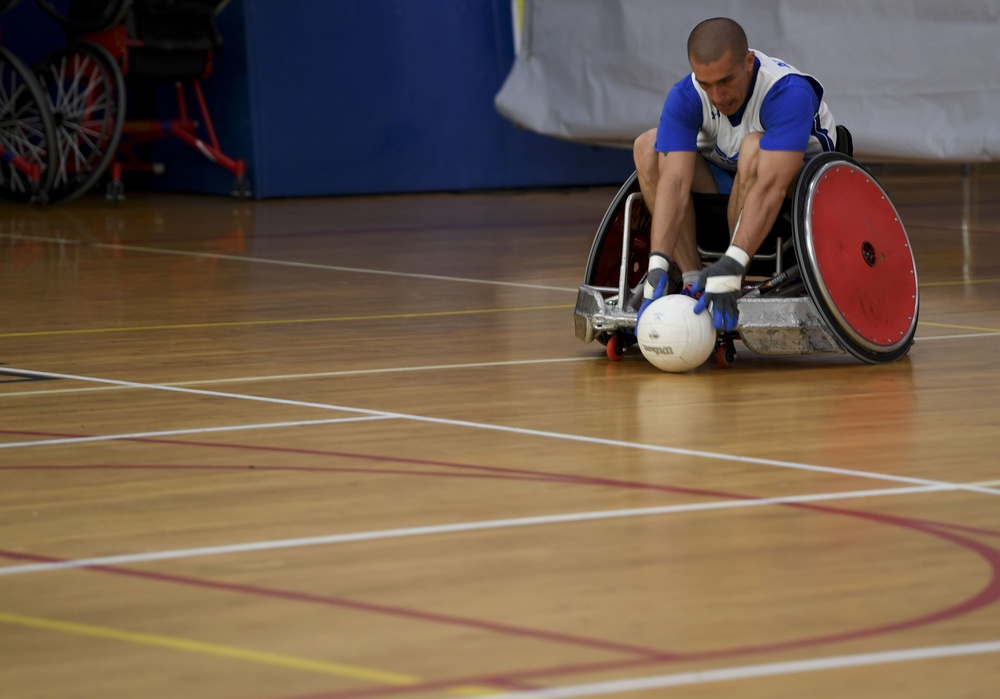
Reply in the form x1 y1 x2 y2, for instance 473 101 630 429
31 0 247 203
573 126 919 367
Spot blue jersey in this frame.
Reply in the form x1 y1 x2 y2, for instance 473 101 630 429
655 50 837 171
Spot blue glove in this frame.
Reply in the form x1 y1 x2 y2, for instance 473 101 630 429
692 246 750 333
635 272 668 332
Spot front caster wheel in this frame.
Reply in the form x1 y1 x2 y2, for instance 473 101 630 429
606 334 625 361
716 334 737 367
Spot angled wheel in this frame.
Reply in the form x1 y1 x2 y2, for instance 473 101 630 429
34 40 126 204
0 46 58 202
792 153 918 363
584 171 651 292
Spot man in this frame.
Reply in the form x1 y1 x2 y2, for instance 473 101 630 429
634 17 838 332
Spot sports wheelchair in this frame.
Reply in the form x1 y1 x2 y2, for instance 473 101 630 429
573 128 919 366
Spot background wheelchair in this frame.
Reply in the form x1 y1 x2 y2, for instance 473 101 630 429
573 128 920 367
28 0 246 203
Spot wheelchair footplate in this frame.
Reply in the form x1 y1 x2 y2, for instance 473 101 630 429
573 283 845 363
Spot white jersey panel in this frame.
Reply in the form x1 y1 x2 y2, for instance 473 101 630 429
694 50 836 171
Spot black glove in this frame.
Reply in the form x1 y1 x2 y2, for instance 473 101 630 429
692 246 749 333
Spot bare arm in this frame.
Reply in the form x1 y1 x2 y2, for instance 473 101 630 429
649 151 700 271
729 148 803 258
694 147 804 332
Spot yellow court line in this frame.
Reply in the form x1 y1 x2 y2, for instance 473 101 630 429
918 321 1000 333
0 305 574 339
4 310 993 340
919 278 1000 288
0 611 495 696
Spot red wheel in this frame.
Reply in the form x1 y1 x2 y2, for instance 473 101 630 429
793 153 918 363
716 341 736 367
606 334 624 361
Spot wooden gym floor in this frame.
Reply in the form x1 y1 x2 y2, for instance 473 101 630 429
1 163 999 698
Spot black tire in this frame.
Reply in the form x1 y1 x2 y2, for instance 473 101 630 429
0 45 58 202
34 40 126 204
584 171 650 292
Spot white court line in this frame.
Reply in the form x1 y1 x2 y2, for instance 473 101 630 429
0 415 393 450
0 357 601 398
0 233 578 292
171 356 602 385
0 483 957 577
470 640 1000 699
2 366 998 498
95 242 578 292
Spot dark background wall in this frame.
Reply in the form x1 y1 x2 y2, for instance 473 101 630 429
0 0 634 198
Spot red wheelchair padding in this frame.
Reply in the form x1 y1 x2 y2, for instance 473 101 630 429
802 160 918 354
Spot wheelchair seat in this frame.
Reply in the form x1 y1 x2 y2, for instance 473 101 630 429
126 0 227 81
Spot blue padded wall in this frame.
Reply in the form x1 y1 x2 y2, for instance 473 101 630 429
241 0 634 197
0 1 64 64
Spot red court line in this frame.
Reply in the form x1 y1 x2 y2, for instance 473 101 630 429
270 509 1000 699
2 428 997 538
7 499 998 699
0 548 674 660
2 507 998 698
3 430 1000 696
12 434 1000 536
0 428 763 502
0 463 572 485
12 458 998 546
3 428 994 522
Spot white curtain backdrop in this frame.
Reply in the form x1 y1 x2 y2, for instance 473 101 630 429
495 0 1000 161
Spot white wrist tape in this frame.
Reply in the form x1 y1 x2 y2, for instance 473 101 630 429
644 253 670 298
724 245 751 268
704 246 749 294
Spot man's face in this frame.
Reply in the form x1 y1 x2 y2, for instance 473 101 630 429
690 49 755 116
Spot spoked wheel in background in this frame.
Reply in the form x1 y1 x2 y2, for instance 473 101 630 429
34 40 125 204
0 45 58 203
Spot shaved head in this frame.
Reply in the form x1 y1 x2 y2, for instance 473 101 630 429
687 17 749 65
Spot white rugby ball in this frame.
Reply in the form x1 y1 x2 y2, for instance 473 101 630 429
636 295 716 372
